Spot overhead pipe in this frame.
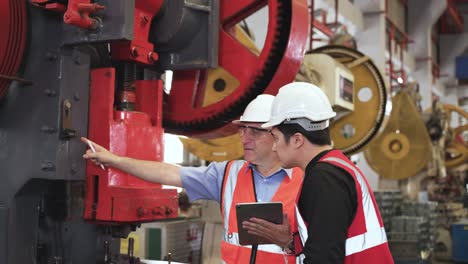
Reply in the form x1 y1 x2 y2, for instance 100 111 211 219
308 0 338 51
385 0 411 89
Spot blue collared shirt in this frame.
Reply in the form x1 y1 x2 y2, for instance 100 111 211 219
180 161 292 203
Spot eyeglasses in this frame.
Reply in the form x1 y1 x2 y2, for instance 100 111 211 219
237 125 272 138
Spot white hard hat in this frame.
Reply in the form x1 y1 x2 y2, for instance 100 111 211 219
262 82 336 129
232 94 275 124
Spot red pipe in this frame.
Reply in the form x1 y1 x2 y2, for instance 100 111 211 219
446 0 464 33
313 20 334 38
308 0 335 50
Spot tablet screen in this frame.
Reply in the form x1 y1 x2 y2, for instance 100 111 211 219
235 202 283 245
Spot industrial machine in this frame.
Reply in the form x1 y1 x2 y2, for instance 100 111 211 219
0 0 309 263
437 104 468 169
177 25 259 162
364 89 432 180
296 45 388 155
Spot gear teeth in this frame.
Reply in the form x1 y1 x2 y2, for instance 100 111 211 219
165 0 293 134
311 45 387 155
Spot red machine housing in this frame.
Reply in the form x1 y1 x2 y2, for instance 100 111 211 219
0 0 27 99
110 0 164 64
84 68 178 222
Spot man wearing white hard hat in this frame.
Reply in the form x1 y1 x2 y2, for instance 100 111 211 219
82 94 303 264
243 82 394 264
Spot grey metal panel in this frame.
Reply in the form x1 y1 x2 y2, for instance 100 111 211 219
152 0 219 70
5 180 120 264
0 0 92 206
50 50 91 181
0 1 65 203
0 206 7 264
8 182 42 264
63 0 135 44
0 1 148 263
207 0 219 68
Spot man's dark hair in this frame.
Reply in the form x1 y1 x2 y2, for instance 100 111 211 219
277 122 331 146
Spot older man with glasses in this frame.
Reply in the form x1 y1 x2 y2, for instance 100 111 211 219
82 94 303 264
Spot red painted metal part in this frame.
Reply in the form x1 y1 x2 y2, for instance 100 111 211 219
439 0 464 34
385 1 412 88
85 68 178 223
110 0 164 65
0 0 27 99
308 0 339 50
312 20 334 38
63 0 105 29
164 0 309 137
31 0 67 12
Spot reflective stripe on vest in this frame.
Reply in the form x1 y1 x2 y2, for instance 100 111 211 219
322 157 388 256
295 206 307 251
221 160 303 263
221 160 245 235
294 155 388 257
223 232 285 254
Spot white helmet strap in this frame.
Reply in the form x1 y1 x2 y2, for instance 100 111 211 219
283 118 329 131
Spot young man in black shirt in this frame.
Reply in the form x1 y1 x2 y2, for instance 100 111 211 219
243 82 393 263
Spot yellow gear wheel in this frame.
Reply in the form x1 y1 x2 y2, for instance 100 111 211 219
364 90 432 180
380 132 410 160
301 45 387 155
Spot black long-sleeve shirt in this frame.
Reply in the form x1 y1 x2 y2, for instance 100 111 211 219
298 150 357 263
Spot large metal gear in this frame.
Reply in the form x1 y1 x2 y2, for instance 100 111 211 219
310 45 387 155
163 0 309 137
0 0 27 99
364 90 432 180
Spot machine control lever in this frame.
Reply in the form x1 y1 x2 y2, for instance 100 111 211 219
60 99 76 139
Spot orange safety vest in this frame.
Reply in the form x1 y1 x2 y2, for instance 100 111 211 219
220 160 303 264
293 150 394 263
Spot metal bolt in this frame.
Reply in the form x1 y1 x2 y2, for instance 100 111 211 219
165 206 173 216
73 93 80 101
137 207 147 217
70 163 77 174
46 52 57 61
40 125 57 134
131 47 139 57
148 52 158 63
50 256 62 264
43 89 57 97
40 161 56 171
140 15 149 25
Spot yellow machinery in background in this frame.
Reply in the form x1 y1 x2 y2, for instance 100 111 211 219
364 89 432 180
297 45 387 155
178 26 258 161
424 102 467 179
441 104 468 168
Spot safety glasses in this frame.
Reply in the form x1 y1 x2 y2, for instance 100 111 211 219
237 125 272 138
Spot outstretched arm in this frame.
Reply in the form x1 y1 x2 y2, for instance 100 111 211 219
81 137 182 187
